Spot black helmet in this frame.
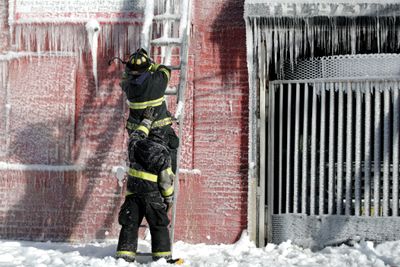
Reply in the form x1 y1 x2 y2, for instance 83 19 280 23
108 48 152 72
126 48 151 71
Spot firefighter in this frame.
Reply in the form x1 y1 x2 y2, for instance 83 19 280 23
115 106 175 263
118 48 179 173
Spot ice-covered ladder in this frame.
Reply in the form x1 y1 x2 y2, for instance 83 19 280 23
141 0 192 247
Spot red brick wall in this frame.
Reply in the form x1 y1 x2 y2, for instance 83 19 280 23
0 0 248 244
174 0 249 244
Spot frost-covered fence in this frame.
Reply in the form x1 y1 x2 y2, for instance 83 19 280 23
264 54 400 248
268 79 400 217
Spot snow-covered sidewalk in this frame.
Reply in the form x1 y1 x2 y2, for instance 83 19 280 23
0 233 399 267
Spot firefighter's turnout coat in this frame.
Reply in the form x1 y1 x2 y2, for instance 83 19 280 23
116 119 175 260
120 64 179 171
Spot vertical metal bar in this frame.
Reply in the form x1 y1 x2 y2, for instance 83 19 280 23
319 83 326 215
364 81 372 216
286 84 292 213
259 42 266 246
355 82 362 216
374 83 382 217
345 82 353 216
267 84 275 244
302 83 309 214
393 83 399 217
337 83 344 215
310 83 318 215
278 84 284 214
383 85 390 216
294 83 301 213
328 83 335 214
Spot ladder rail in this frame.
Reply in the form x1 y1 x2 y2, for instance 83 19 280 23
170 0 192 246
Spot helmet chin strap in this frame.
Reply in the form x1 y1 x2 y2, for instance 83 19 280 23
108 56 127 66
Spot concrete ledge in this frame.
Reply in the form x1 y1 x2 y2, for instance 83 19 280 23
271 214 400 249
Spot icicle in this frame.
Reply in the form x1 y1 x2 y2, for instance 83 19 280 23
273 21 279 72
377 18 381 53
351 20 356 54
174 100 184 121
141 0 154 51
289 27 295 70
85 19 101 94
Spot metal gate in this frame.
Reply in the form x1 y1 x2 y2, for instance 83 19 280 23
265 54 400 249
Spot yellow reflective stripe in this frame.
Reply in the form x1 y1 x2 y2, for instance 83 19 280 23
128 97 165 109
136 125 149 135
149 63 160 72
126 191 134 197
159 67 171 81
152 251 171 257
116 251 136 257
128 168 158 182
126 121 140 130
152 117 173 128
166 167 174 175
126 117 173 130
162 185 174 197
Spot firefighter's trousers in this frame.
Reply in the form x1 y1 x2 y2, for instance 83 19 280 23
116 191 171 260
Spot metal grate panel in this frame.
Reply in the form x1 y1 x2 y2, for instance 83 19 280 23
281 54 400 80
268 54 400 247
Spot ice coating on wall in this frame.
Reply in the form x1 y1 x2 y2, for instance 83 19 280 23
2 0 146 168
0 54 77 165
10 0 145 57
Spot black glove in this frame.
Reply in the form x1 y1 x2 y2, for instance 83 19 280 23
143 106 156 121
164 196 174 212
140 107 157 130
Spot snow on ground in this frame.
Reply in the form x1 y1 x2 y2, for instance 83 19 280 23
0 232 399 267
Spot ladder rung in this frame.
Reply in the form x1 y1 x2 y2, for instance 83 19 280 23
166 65 181 70
151 38 182 46
165 86 177 95
153 14 181 21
